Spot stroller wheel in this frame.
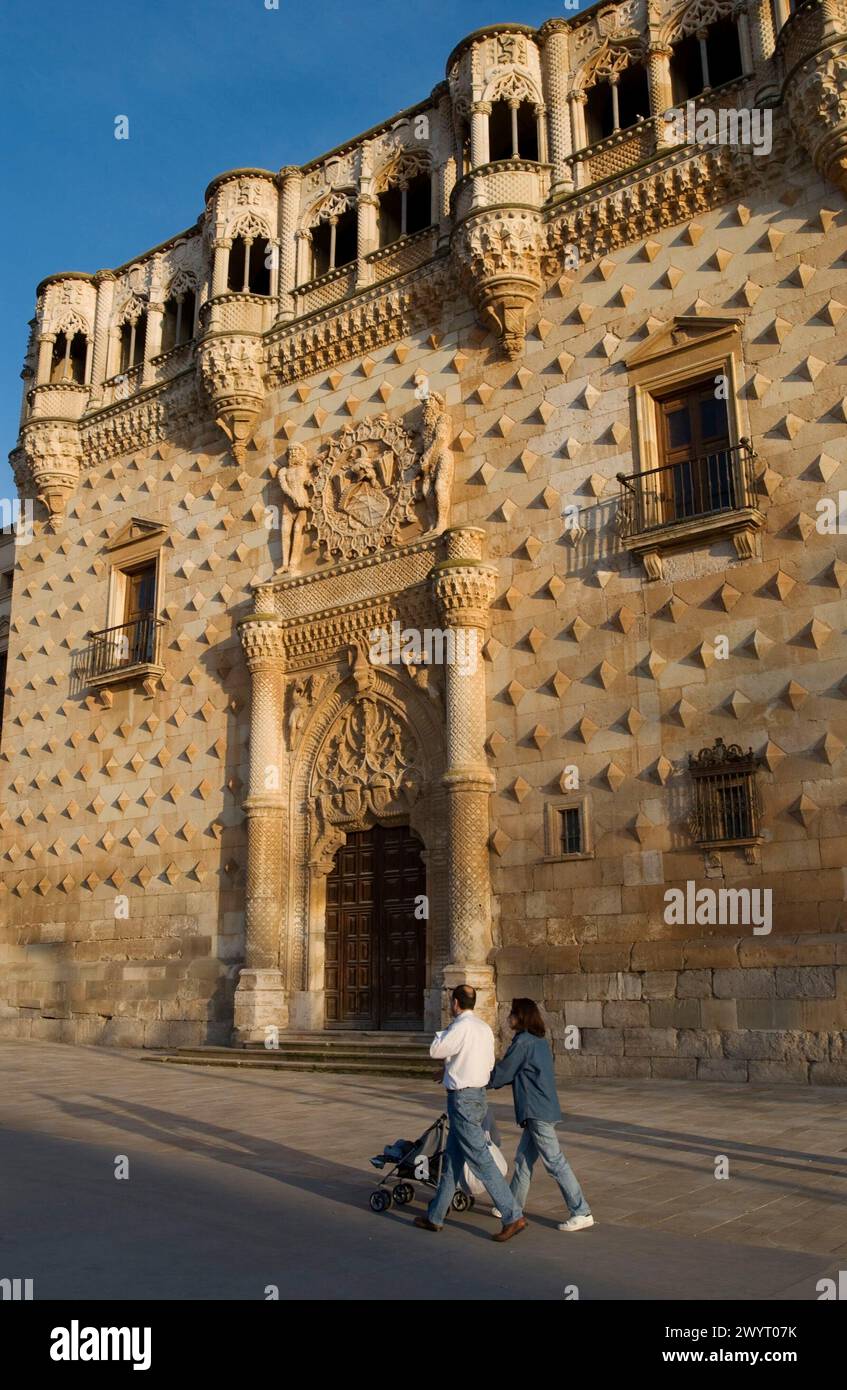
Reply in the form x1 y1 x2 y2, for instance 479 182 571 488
451 1190 471 1212
369 1189 391 1213
393 1182 414 1205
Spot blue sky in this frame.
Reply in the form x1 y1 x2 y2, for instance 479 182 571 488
0 0 582 499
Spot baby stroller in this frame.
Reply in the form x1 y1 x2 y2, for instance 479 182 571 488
367 1108 504 1214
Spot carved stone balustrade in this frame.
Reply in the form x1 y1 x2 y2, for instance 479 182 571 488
202 292 272 336
26 382 90 422
451 159 552 223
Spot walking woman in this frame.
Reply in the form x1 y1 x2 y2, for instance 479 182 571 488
489 998 593 1232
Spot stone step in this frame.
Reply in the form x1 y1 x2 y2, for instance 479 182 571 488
142 1030 437 1078
170 1045 431 1063
272 1032 432 1046
143 1053 434 1078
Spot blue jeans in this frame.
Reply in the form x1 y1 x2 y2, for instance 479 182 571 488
427 1088 522 1227
510 1120 591 1217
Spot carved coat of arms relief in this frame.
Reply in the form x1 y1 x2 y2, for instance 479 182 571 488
275 398 455 572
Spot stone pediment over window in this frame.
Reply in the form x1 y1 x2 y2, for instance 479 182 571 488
105 517 169 553
624 315 743 373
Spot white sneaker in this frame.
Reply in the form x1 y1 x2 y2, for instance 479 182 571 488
558 1214 594 1232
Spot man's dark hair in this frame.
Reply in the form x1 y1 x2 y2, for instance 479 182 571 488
452 984 476 1010
510 997 546 1037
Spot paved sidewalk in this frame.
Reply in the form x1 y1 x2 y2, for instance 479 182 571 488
1 1040 845 1300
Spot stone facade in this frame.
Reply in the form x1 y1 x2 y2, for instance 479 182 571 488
2 0 847 1081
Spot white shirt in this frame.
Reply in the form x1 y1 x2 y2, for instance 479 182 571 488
430 1010 496 1090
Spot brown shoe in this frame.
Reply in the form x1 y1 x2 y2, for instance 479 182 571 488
492 1217 527 1243
414 1216 442 1232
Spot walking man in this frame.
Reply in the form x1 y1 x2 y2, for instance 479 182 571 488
414 984 526 1242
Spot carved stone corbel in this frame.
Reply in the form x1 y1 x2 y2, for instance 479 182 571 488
196 332 265 462
20 417 82 520
452 207 553 358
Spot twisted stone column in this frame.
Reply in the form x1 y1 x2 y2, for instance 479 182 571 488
277 166 302 321
541 19 574 194
436 84 456 248
35 332 55 386
356 194 379 289
211 238 231 298
432 527 498 1026
648 44 675 148
88 270 116 406
745 0 776 64
234 612 288 1042
142 301 164 386
470 100 491 166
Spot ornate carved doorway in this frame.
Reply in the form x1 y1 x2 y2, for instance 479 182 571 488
325 824 426 1031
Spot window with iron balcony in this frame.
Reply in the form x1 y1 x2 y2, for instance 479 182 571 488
86 520 167 696
617 316 765 580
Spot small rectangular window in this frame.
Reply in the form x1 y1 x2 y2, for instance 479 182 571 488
559 806 583 856
544 797 593 860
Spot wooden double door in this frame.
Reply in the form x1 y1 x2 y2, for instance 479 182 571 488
325 825 426 1031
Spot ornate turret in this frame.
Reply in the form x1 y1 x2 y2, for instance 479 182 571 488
782 0 847 196
196 169 277 460
447 26 553 357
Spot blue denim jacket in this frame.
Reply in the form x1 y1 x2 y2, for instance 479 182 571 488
488 1030 563 1126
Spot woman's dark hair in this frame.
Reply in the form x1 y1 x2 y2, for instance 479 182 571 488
510 997 546 1037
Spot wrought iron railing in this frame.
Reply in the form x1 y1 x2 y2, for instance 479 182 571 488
88 616 163 679
616 440 757 539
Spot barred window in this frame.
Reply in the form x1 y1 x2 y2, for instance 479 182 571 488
544 797 592 860
689 738 761 846
559 806 583 856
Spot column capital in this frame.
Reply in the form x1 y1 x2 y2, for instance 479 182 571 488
92 269 116 287
538 18 570 41
472 100 492 115
279 165 303 181
238 616 286 670
432 561 497 629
